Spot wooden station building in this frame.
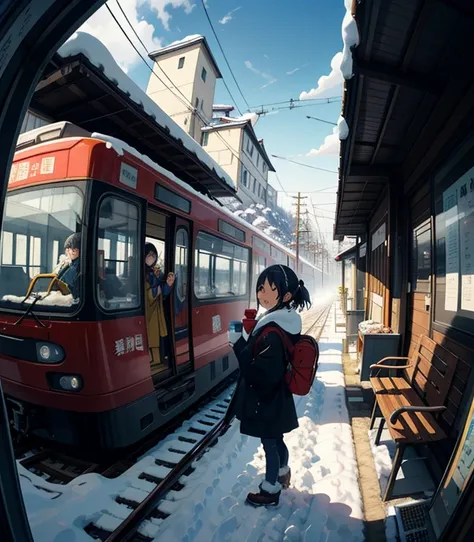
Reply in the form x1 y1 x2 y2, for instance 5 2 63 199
336 0 474 539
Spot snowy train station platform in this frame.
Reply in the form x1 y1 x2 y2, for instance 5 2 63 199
153 305 366 542
19 303 394 542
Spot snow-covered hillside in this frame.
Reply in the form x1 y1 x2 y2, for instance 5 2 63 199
224 200 295 246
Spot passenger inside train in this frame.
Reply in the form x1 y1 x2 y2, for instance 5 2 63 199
56 232 81 300
144 242 175 373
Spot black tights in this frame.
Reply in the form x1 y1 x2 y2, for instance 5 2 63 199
261 436 289 485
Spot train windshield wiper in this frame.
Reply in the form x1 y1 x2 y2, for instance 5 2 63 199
14 294 47 328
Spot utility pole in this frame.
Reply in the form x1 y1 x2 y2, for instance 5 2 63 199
292 192 307 273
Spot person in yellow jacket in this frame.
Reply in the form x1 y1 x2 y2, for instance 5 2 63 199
144 242 175 372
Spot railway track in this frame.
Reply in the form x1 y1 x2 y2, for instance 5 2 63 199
79 303 332 542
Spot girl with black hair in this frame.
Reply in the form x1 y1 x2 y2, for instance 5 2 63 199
144 242 175 371
231 264 311 506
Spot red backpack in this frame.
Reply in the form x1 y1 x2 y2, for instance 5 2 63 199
255 326 319 396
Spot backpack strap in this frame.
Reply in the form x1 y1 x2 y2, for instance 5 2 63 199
254 325 294 359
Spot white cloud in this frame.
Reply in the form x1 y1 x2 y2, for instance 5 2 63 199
145 0 195 31
218 7 241 25
299 51 343 99
306 132 340 156
245 60 277 88
79 1 195 73
261 79 277 89
286 63 309 76
305 116 348 156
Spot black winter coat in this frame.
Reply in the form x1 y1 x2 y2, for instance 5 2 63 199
232 323 299 439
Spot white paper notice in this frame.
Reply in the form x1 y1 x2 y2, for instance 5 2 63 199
444 185 460 312
458 169 474 311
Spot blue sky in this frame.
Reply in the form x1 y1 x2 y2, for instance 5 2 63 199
81 0 347 241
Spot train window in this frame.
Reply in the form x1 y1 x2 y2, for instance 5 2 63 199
271 245 286 263
218 219 245 242
154 184 191 214
194 231 249 299
0 184 84 310
253 235 271 255
251 255 266 302
175 228 188 304
96 197 140 311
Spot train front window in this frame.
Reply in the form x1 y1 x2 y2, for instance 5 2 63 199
0 185 84 312
96 197 140 311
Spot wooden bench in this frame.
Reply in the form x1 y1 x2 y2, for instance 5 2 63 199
369 334 459 501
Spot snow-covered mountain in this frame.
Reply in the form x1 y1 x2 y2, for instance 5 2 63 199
223 200 295 246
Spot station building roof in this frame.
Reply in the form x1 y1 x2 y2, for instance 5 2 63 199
336 0 474 239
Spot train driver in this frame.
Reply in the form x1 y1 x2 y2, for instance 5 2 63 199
57 232 81 300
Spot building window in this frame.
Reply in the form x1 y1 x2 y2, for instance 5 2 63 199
241 167 248 187
201 67 207 82
201 132 209 147
253 178 257 193
178 56 185 69
257 155 260 168
194 231 249 298
195 97 199 109
263 163 267 174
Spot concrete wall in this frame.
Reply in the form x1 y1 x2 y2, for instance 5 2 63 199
146 43 217 141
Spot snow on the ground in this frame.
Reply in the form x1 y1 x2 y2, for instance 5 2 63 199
58 32 236 190
20 304 365 542
154 306 365 542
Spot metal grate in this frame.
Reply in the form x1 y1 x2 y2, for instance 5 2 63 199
395 500 435 542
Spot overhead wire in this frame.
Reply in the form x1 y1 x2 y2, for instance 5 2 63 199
199 0 250 113
272 155 338 174
108 2 271 190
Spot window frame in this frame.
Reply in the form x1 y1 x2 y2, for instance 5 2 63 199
193 230 250 303
0 181 87 317
201 67 207 82
201 131 209 147
178 56 185 69
94 193 142 315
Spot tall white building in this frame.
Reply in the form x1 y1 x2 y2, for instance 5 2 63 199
146 35 222 142
145 35 278 207
203 111 275 207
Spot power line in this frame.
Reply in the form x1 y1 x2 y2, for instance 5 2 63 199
273 172 290 197
306 115 337 126
108 2 271 191
271 155 338 174
200 0 249 113
250 96 342 109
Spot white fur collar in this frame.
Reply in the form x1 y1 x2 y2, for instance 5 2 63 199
252 308 301 336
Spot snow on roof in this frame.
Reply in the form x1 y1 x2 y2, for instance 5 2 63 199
58 32 233 190
148 34 222 78
88 132 320 272
340 0 360 79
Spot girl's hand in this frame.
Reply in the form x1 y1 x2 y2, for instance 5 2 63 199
166 272 175 287
153 266 160 277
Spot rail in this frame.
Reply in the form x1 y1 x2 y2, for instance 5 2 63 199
105 387 238 542
101 303 332 542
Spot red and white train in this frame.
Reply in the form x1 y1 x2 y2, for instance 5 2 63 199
0 122 325 451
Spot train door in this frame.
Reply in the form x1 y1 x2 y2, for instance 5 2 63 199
145 208 174 380
172 218 191 372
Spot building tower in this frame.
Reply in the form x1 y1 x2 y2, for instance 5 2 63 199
146 35 222 142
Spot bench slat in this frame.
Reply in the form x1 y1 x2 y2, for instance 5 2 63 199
371 376 411 394
377 390 446 444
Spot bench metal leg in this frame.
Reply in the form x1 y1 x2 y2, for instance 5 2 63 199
370 398 378 430
375 417 385 445
383 443 405 501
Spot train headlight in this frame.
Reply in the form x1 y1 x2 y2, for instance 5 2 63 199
46 373 83 393
59 375 82 391
36 342 65 363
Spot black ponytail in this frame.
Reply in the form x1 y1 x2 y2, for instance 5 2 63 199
292 278 312 312
256 264 312 313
